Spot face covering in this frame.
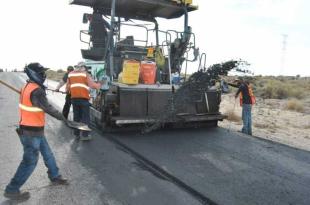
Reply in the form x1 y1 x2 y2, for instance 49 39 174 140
25 67 47 88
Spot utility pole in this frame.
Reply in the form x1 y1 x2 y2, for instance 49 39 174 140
280 34 288 75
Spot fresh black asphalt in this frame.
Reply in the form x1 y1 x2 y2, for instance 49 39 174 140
1 72 309 205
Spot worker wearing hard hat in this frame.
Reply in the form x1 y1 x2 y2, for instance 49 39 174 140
4 63 70 200
234 77 256 135
66 61 102 141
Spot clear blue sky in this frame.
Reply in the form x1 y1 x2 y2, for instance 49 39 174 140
0 0 309 76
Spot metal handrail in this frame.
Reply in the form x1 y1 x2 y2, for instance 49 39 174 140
166 30 196 47
184 52 188 80
119 22 149 46
198 53 207 71
147 29 172 47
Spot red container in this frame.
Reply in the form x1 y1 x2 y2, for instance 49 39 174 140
140 61 156 84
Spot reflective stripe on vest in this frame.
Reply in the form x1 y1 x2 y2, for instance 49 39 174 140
240 85 256 106
19 83 45 127
68 73 87 78
70 83 89 90
19 104 43 112
68 71 90 99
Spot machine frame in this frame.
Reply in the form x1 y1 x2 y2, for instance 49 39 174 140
70 0 226 129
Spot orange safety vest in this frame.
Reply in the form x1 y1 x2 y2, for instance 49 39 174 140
68 71 90 99
240 85 256 106
19 83 45 127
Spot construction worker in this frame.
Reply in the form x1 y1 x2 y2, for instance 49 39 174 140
67 61 101 141
4 63 70 201
55 66 74 119
234 78 256 135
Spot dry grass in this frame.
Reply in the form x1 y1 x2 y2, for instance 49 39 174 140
285 99 304 112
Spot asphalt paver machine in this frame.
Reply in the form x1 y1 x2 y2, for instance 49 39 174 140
70 0 226 129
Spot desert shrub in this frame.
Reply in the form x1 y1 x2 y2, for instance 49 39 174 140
262 83 276 99
253 77 307 99
46 70 64 81
276 86 290 99
259 80 287 99
289 87 304 99
57 69 64 73
285 99 304 112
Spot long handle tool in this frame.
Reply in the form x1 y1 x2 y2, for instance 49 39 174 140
0 79 21 94
0 79 91 131
46 88 67 94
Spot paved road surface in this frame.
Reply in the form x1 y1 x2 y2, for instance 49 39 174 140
0 72 309 205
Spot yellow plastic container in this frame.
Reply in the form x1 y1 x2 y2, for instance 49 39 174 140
183 0 192 5
121 60 140 84
171 0 192 5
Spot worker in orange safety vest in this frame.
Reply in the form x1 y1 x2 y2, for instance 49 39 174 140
66 61 102 141
234 78 256 135
4 63 71 200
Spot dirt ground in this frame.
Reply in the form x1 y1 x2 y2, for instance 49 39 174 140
219 94 310 152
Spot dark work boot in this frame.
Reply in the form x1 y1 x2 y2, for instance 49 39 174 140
4 191 30 200
51 175 69 185
74 133 80 141
80 135 92 141
73 129 80 140
80 131 92 141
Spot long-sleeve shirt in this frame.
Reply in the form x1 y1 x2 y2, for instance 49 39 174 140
55 72 69 90
235 83 252 104
227 82 239 88
20 84 65 137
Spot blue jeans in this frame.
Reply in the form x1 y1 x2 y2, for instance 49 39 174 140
5 136 59 193
242 104 252 135
72 99 90 137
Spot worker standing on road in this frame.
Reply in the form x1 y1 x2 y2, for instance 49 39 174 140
234 78 256 135
55 66 74 119
67 62 101 141
4 63 70 201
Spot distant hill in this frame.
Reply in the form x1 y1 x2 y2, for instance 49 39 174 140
46 69 65 81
